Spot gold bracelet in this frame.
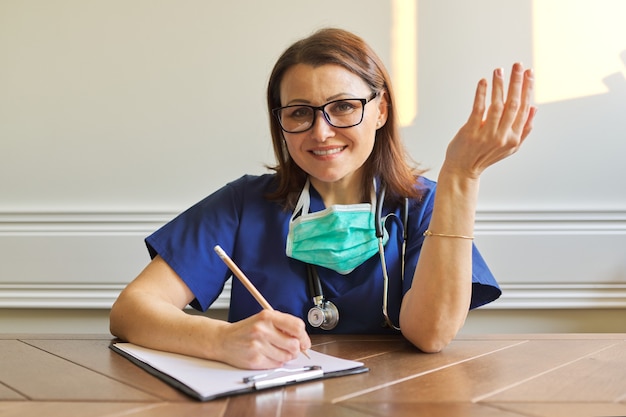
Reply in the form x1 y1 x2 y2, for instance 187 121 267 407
423 230 474 240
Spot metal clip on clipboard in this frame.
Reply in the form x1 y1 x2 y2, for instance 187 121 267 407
243 365 324 389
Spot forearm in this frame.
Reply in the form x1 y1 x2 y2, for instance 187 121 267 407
399 165 478 352
110 255 310 369
110 288 227 361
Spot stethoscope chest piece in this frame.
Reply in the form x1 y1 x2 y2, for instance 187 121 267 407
306 264 340 330
307 300 339 330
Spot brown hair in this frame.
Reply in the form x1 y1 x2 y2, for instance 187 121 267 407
266 28 424 208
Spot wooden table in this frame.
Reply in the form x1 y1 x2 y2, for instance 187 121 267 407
1 333 626 417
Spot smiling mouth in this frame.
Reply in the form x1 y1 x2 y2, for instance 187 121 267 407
310 146 346 156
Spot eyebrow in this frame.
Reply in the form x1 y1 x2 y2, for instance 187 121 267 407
285 92 359 106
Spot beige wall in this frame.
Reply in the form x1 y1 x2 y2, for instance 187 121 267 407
1 0 625 334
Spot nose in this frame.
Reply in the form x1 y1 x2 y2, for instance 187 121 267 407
310 109 335 141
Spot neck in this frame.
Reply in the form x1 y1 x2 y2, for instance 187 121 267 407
309 175 364 207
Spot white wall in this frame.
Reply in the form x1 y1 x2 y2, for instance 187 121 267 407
1 0 625 334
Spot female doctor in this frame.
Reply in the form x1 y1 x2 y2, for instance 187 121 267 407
110 28 536 370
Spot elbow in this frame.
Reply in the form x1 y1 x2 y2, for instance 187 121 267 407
109 298 128 341
400 317 458 353
413 337 450 354
108 303 121 338
403 330 451 353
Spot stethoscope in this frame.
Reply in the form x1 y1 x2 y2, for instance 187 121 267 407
306 185 409 331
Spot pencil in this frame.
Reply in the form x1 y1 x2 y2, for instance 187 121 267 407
213 245 310 359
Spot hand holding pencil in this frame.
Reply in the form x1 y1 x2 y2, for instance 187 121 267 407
214 245 311 360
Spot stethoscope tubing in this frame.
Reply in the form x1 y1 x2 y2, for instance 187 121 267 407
307 184 407 331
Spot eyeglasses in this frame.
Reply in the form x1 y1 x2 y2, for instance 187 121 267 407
272 92 378 133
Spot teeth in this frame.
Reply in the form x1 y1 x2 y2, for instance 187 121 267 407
312 147 343 156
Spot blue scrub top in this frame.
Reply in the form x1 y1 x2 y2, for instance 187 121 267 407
146 174 500 334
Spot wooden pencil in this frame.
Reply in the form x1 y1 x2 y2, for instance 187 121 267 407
213 245 310 359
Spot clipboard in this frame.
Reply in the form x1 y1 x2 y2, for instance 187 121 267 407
110 342 368 401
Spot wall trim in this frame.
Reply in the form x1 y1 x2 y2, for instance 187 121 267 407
2 208 625 232
0 282 232 310
488 283 626 309
475 209 626 234
1 282 624 310
0 211 174 235
1 209 625 310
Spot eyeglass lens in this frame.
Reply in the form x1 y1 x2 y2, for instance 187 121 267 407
276 98 366 133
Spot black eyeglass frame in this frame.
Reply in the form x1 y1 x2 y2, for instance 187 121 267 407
272 92 379 133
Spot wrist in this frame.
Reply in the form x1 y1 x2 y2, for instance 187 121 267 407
191 315 229 361
437 163 481 196
430 163 480 234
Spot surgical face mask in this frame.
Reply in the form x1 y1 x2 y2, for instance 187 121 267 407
286 179 388 274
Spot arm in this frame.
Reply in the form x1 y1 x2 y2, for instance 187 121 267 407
109 255 311 369
399 63 537 352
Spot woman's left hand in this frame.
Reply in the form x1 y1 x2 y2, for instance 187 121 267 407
444 62 537 179
401 63 536 353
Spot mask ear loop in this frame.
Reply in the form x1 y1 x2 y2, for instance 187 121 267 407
290 178 311 222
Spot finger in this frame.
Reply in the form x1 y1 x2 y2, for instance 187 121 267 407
505 63 525 105
492 67 506 105
497 63 525 133
226 315 294 369
483 68 505 133
269 331 302 362
272 311 311 352
251 341 294 369
519 105 537 143
252 317 306 365
466 78 488 129
510 68 535 136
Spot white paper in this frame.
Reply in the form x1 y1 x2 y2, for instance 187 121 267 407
112 343 364 399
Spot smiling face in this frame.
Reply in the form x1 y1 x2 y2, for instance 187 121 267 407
279 64 387 201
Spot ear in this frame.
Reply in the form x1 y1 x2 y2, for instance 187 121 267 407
375 90 389 129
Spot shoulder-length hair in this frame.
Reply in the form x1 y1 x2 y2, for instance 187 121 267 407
266 28 425 208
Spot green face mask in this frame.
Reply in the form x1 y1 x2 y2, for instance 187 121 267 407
286 179 388 275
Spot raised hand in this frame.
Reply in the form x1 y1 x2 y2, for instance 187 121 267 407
444 62 537 179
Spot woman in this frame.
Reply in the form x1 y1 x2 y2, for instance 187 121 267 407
110 28 536 369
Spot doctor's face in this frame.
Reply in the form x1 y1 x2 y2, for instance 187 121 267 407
278 64 387 190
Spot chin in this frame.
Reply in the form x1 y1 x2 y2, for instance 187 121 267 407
310 173 351 185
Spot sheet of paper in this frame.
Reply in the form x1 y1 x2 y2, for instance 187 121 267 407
112 342 364 399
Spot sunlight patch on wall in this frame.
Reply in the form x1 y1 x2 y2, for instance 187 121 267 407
532 0 626 104
391 0 418 127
